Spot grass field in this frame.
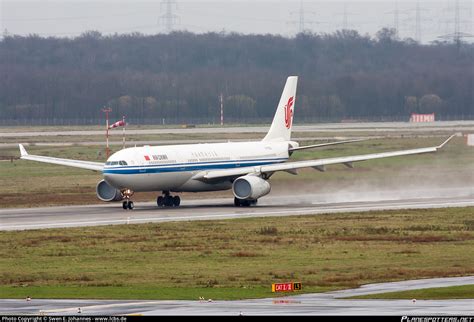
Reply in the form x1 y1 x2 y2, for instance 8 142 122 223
347 285 474 300
0 136 472 208
1 127 472 302
0 207 473 300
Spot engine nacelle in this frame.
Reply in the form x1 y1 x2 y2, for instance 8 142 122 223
232 175 271 200
96 179 123 202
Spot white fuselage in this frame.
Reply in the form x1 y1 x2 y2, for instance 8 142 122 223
103 141 291 192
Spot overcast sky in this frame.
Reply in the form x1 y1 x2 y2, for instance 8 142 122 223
1 1 473 43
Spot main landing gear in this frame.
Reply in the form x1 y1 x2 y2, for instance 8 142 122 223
121 189 134 210
157 191 181 207
234 197 257 207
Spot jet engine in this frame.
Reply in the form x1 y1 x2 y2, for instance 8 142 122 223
232 175 271 200
96 179 123 202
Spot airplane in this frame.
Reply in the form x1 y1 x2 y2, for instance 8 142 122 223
18 76 454 210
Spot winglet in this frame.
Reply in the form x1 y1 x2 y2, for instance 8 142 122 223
437 134 456 150
19 144 28 157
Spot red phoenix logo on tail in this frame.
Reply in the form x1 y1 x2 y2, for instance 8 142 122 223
284 96 294 129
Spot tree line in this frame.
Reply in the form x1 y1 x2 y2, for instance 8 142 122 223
0 29 472 125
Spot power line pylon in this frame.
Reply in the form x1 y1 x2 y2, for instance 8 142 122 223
438 0 473 50
335 2 359 31
415 1 422 42
342 3 349 30
403 1 431 43
159 0 180 33
288 0 322 34
394 0 399 38
385 0 405 39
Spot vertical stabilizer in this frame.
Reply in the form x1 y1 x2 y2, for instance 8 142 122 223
262 76 298 142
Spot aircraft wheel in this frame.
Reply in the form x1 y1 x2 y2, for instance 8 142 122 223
164 196 174 207
157 196 164 207
173 196 181 207
123 200 134 210
234 198 255 207
234 197 241 207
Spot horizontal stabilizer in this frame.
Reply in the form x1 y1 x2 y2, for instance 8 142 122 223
289 139 366 152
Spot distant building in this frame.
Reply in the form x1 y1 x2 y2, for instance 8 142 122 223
467 134 474 147
410 113 435 123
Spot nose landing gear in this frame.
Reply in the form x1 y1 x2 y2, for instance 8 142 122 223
121 189 135 210
122 200 134 210
157 191 181 207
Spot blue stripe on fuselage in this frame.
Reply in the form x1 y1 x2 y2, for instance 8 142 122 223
102 158 287 175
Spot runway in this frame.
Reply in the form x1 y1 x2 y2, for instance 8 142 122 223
1 192 473 231
1 121 473 138
1 276 473 315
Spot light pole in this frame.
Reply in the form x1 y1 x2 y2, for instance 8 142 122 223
102 107 112 159
220 93 224 126
122 115 126 150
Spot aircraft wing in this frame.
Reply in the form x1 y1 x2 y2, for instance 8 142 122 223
195 135 455 180
19 144 104 172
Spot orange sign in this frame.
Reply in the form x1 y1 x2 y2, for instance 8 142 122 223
272 282 302 292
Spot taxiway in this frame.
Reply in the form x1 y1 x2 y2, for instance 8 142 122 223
1 276 473 315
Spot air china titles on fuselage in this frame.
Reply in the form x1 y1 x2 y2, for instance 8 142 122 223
144 154 169 161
